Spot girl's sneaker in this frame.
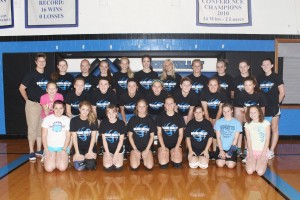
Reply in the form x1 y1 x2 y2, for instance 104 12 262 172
268 150 275 160
29 152 36 161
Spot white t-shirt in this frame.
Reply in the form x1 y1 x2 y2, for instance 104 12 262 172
244 120 270 151
42 114 70 148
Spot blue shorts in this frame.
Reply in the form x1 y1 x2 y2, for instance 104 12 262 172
48 146 63 152
48 146 70 154
118 113 135 123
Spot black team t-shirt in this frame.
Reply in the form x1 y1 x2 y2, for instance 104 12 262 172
233 75 248 106
65 90 89 116
119 92 143 115
127 115 156 151
99 119 125 153
55 73 74 98
135 70 158 95
200 88 228 119
146 90 168 116
162 74 182 95
173 89 198 116
75 73 98 92
91 88 118 120
187 74 208 97
237 90 267 108
156 111 185 149
113 71 130 96
214 73 234 101
257 73 284 117
70 116 98 151
21 69 49 102
185 119 214 154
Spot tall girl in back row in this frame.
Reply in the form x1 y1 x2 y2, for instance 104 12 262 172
257 58 285 159
51 59 74 98
113 57 134 97
160 59 182 95
135 55 158 96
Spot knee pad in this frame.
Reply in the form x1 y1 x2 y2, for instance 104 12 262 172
131 166 139 171
74 160 85 171
189 162 199 169
198 163 208 169
85 159 96 170
171 161 182 168
159 163 169 169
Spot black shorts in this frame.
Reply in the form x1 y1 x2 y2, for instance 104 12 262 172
190 149 205 156
106 145 125 154
79 145 97 155
158 142 177 150
216 147 237 162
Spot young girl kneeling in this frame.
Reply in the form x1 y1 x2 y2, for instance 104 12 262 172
245 105 270 176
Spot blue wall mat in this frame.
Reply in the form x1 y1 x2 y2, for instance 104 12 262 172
279 109 300 136
0 38 286 135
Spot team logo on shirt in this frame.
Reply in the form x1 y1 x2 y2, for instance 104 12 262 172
163 81 176 92
207 99 221 109
124 103 136 112
57 80 72 91
118 78 128 89
37 79 48 91
178 103 190 112
192 82 204 94
260 81 274 93
244 101 258 107
77 127 92 141
220 82 229 90
220 125 235 138
96 100 110 110
191 129 208 142
133 124 150 137
237 83 244 91
149 101 164 110
140 78 153 90
162 123 178 136
105 130 120 143
258 126 265 142
71 101 80 110
51 121 63 132
84 83 92 91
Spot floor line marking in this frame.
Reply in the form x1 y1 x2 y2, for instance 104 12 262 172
0 154 28 179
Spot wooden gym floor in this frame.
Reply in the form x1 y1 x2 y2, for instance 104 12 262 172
0 139 299 200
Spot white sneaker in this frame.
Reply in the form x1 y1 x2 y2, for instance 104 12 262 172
242 157 247 164
268 150 275 160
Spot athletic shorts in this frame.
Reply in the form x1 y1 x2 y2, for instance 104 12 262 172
48 146 63 152
216 147 237 162
79 145 97 155
106 145 125 154
265 109 281 122
189 149 205 156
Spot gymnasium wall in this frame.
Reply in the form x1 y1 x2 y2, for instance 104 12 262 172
1 0 300 36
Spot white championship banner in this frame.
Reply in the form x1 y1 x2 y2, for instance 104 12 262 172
26 0 78 27
0 0 13 28
197 0 251 26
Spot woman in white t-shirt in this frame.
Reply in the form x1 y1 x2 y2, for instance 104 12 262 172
244 105 270 176
41 100 71 172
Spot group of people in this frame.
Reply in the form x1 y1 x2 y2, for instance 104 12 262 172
19 53 285 176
